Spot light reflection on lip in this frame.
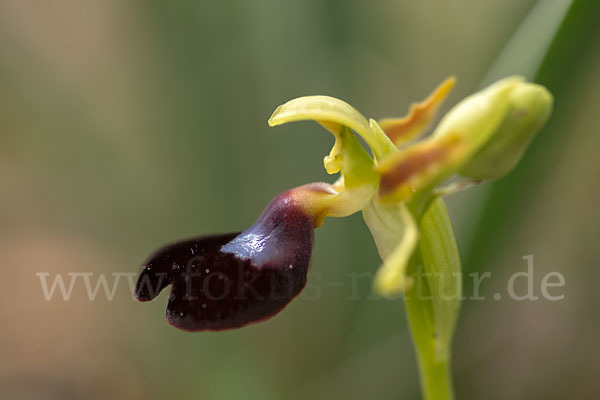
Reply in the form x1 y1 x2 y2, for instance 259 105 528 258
221 231 270 259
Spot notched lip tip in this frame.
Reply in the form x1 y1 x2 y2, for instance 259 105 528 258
133 293 153 302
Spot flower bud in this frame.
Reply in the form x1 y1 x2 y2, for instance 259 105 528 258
433 76 522 152
459 82 552 180
432 76 552 181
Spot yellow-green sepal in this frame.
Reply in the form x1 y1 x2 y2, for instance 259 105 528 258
268 95 396 161
362 201 418 296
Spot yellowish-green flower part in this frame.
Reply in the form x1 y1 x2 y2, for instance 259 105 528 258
459 82 553 180
268 76 552 301
268 95 396 162
432 76 523 148
363 201 418 295
430 76 553 181
374 77 552 204
375 133 466 203
268 96 381 222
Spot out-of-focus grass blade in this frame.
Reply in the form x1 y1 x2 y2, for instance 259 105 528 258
464 0 600 280
481 0 572 85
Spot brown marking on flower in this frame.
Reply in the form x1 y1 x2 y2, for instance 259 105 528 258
379 77 455 146
377 134 464 201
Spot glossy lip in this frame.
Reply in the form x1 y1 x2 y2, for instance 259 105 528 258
134 191 317 332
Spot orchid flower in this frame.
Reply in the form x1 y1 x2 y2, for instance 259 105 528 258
134 76 551 398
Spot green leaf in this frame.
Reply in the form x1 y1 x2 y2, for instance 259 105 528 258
481 0 573 84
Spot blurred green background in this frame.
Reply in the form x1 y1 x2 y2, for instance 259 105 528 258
1 1 599 399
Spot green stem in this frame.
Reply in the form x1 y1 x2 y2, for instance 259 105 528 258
404 255 455 400
417 354 454 400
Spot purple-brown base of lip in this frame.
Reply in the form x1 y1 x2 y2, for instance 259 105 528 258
134 190 315 331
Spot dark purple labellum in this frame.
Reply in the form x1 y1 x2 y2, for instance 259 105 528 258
134 192 315 331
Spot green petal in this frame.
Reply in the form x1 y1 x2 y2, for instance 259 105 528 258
362 201 418 296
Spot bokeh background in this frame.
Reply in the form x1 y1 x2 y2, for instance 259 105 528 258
1 1 599 399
